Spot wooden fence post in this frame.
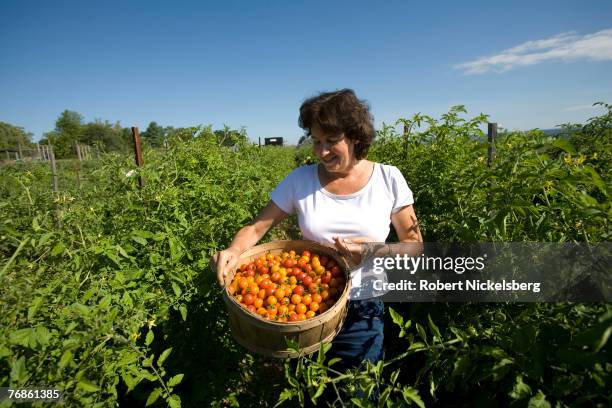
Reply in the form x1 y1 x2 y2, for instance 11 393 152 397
131 127 145 188
49 144 58 194
487 123 497 167
75 143 82 189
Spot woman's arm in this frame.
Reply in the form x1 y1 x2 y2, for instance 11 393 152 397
212 200 288 285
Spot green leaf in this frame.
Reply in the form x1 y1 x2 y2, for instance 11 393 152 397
274 389 295 407
167 394 182 408
391 369 400 385
73 303 91 317
572 317 612 352
509 375 532 400
285 338 300 352
527 390 551 408
116 244 129 258
389 307 404 327
428 314 442 341
146 388 162 406
50 242 66 256
10 356 27 384
350 398 367 408
9 328 34 347
158 347 173 367
327 357 341 367
416 323 427 343
491 358 513 381
312 384 326 401
179 305 187 321
552 139 577 155
77 379 100 393
0 345 11 359
168 373 184 387
131 235 148 246
145 330 154 346
172 282 182 297
98 294 112 309
401 386 425 408
58 350 73 369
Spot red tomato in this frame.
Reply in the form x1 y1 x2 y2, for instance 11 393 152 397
302 275 313 286
293 285 304 296
265 285 276 297
321 272 332 284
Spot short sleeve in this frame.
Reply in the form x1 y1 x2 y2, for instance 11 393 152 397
270 170 296 214
390 166 414 213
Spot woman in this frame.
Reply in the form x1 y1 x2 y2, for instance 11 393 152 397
213 88 422 371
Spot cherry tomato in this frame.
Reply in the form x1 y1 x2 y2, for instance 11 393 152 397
321 272 332 284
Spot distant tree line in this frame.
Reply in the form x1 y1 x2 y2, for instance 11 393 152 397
0 110 249 158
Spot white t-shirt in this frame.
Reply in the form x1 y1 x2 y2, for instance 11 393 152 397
270 162 414 299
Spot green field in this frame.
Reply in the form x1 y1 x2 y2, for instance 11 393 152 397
1 106 610 407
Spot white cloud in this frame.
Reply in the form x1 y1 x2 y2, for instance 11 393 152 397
454 28 612 74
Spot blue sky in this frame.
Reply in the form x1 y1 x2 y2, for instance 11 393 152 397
1 1 611 144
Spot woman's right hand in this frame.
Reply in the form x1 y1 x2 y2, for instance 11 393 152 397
211 247 242 286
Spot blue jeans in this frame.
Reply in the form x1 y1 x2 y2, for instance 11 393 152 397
327 298 385 372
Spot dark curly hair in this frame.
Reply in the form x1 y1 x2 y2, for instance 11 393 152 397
298 89 375 160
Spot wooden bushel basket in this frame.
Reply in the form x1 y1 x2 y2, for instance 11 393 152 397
222 240 351 358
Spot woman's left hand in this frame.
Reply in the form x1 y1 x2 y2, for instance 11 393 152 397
332 236 375 267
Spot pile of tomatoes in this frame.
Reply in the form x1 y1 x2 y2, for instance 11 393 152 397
227 249 346 322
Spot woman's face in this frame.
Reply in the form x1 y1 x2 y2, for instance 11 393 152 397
310 123 358 174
